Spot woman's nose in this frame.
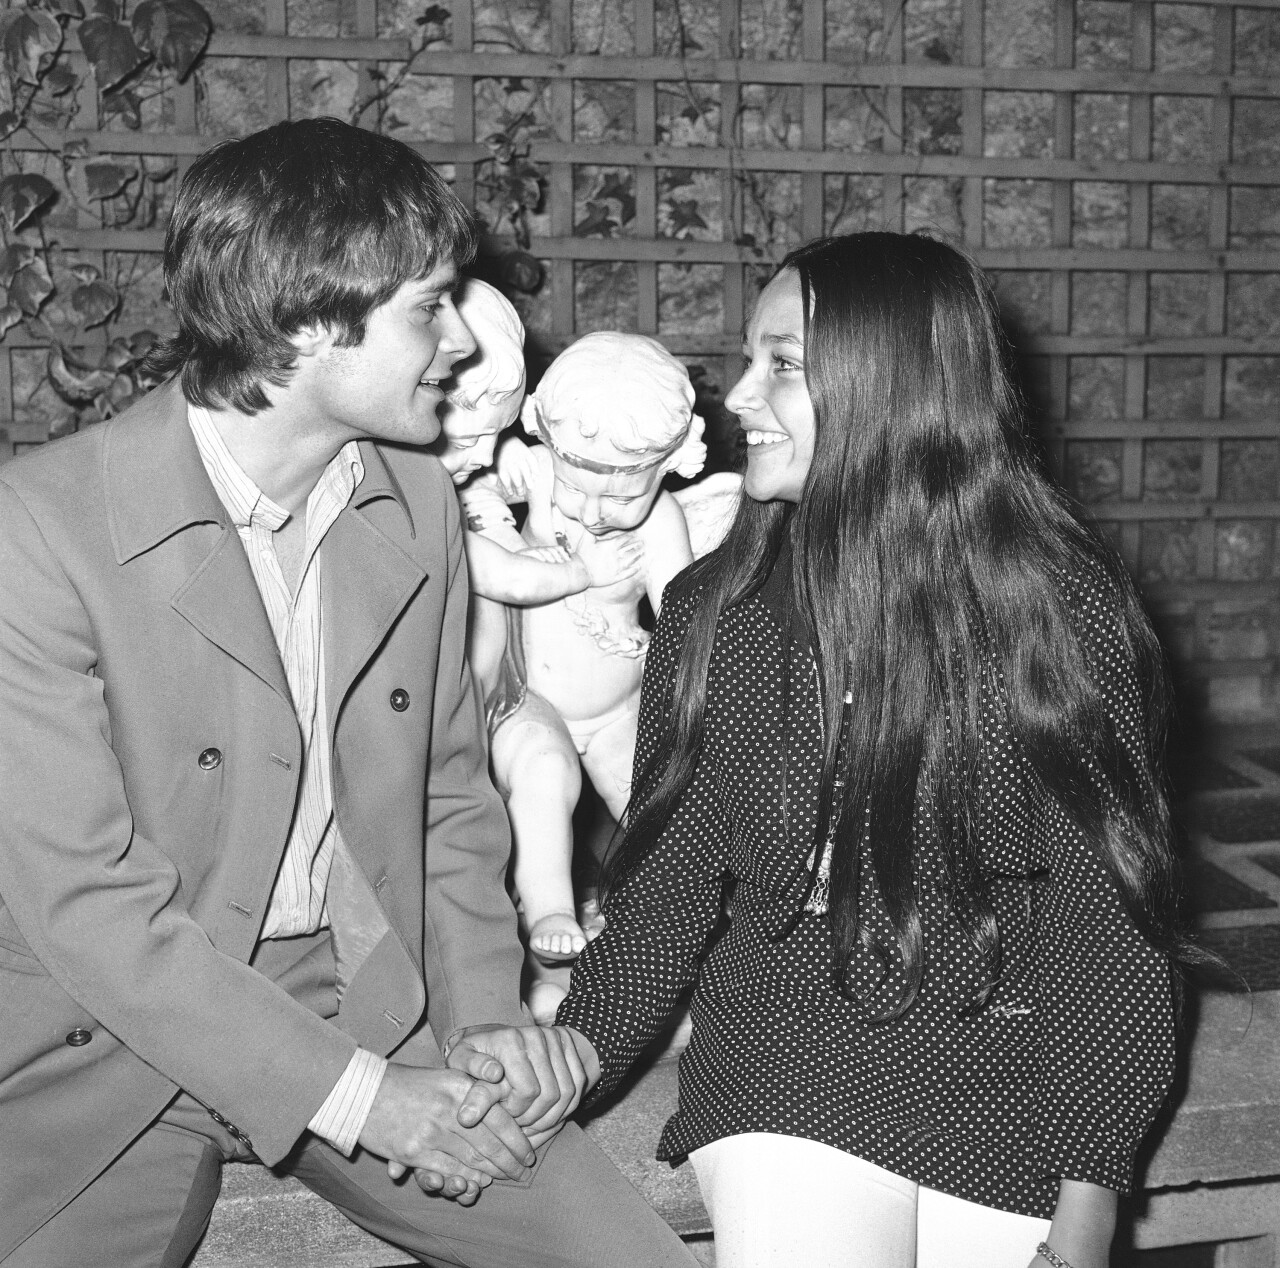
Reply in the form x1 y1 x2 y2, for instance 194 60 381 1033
724 370 756 416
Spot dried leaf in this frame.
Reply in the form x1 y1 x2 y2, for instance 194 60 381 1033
419 4 450 22
11 257 53 316
0 111 20 140
0 173 57 231
78 15 145 91
85 160 135 200
47 342 118 403
37 0 85 17
63 137 91 159
68 262 101 284
71 278 121 328
131 0 211 80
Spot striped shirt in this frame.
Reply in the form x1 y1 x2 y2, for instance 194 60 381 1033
188 405 386 1156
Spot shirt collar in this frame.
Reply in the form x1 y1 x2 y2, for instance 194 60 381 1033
187 403 364 531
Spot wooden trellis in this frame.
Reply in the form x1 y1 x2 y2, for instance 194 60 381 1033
3 0 1279 715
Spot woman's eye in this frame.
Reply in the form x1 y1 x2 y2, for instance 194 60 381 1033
773 354 801 372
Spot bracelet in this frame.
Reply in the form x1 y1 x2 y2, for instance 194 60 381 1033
1036 1243 1076 1268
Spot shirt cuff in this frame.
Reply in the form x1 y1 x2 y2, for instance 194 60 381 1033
307 1048 388 1157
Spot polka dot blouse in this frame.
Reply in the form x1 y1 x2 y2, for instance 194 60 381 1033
557 547 1178 1219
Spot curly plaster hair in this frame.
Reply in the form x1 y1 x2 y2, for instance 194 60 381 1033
520 332 706 477
445 278 526 409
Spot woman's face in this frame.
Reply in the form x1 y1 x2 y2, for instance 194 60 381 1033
725 268 816 504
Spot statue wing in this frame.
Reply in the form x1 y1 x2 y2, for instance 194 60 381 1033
670 470 743 560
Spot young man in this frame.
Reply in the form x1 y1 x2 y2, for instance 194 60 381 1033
0 117 695 1268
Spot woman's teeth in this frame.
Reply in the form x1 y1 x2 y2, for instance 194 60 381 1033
745 431 786 446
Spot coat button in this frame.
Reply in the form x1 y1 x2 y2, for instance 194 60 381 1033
65 1028 92 1046
389 689 410 712
198 747 222 770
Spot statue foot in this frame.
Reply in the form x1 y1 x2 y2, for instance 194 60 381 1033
528 912 588 963
527 979 567 1026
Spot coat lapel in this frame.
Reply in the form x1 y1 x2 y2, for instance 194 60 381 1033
322 443 427 723
104 379 291 703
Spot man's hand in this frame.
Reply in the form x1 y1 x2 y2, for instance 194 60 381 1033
357 1062 536 1203
444 1024 590 1146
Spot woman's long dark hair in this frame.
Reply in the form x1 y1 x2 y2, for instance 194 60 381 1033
604 231 1197 1019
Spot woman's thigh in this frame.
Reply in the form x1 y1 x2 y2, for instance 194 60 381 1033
916 1185 1050 1268
689 1133 917 1268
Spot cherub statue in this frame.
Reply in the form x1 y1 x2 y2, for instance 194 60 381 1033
434 289 648 1018
434 281 642 699
475 333 706 1017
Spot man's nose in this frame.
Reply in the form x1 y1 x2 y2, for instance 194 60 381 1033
444 308 478 365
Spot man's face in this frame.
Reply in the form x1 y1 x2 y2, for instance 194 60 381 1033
438 392 521 484
310 261 476 448
546 431 669 534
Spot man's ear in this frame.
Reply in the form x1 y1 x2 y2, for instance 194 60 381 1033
290 322 335 360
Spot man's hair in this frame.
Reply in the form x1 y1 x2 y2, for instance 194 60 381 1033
150 117 477 414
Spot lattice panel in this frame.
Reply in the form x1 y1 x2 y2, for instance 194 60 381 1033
2 0 1278 714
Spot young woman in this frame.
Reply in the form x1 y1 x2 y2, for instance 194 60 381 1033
556 232 1195 1268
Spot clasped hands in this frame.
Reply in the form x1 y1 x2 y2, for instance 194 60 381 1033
357 1024 598 1206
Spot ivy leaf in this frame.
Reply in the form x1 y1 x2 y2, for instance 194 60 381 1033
128 328 157 359
71 278 121 328
100 336 135 369
85 160 136 200
3 7 63 85
63 137 91 159
94 373 136 417
44 61 78 93
0 298 21 339
47 342 119 403
574 200 617 238
0 173 57 230
131 0 212 80
419 3 450 22
594 172 636 225
0 111 20 140
483 131 516 165
0 243 36 286
498 251 542 294
37 0 86 16
100 87 141 128
10 257 54 316
667 198 708 238
78 15 145 91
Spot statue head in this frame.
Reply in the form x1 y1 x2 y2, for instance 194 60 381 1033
521 332 706 533
437 278 526 484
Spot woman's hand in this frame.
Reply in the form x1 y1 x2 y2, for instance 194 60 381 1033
1030 1180 1117 1268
